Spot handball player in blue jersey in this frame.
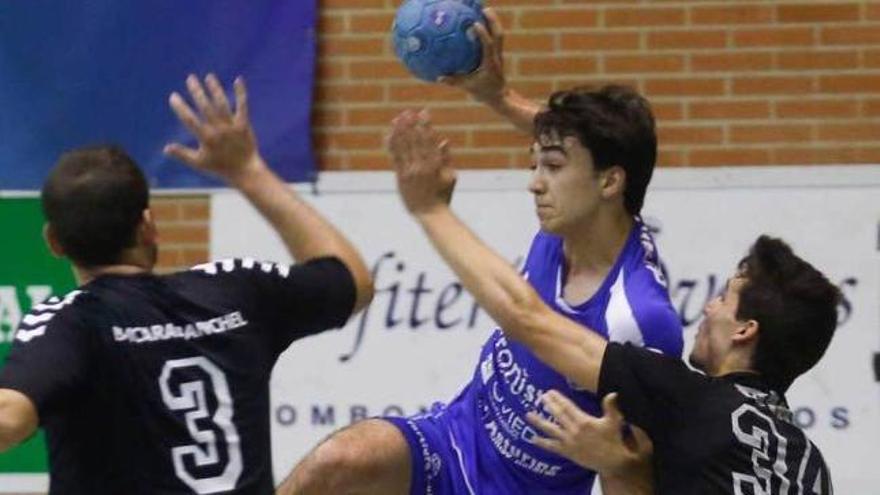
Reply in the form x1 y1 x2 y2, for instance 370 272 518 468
283 11 682 495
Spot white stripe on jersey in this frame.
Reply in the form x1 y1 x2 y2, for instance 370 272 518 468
605 268 644 346
15 290 83 343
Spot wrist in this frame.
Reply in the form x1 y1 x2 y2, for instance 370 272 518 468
226 155 269 190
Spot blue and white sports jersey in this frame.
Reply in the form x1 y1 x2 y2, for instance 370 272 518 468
437 220 683 494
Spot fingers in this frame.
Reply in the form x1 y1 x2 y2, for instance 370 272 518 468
629 424 654 456
205 73 232 119
169 92 206 141
483 8 504 57
473 22 495 64
542 390 589 432
526 411 564 440
163 143 200 167
186 74 219 123
233 76 249 124
601 393 625 424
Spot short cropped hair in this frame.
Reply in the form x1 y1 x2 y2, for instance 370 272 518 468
41 145 149 268
533 85 657 215
737 235 841 392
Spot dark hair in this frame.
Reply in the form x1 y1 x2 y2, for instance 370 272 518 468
737 235 841 392
41 145 149 268
533 85 657 215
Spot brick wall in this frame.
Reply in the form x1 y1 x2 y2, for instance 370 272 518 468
156 0 880 270
316 0 880 170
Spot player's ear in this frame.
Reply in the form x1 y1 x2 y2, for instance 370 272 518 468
139 208 159 246
600 165 626 200
732 319 759 345
43 223 65 258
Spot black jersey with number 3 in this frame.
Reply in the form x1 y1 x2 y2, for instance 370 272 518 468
599 342 833 495
0 257 355 495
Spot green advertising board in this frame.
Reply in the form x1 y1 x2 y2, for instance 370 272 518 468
0 197 76 477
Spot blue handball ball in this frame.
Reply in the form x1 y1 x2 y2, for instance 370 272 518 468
392 0 487 82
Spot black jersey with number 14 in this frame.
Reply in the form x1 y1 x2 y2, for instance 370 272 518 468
0 257 355 495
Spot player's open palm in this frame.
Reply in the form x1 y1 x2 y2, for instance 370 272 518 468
389 109 457 215
165 74 262 185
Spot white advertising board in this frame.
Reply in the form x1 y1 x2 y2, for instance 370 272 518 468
211 167 880 493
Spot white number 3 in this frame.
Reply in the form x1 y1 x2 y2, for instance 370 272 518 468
159 357 243 494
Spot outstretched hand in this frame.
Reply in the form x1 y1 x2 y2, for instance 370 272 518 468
526 391 654 476
165 74 263 185
388 110 457 216
438 8 506 105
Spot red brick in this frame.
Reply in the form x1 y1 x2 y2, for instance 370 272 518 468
314 131 384 150
430 105 507 126
472 129 532 148
317 154 347 171
774 147 862 164
150 201 181 222
733 27 815 47
605 7 686 27
657 148 686 167
605 54 685 74
820 75 880 93
688 148 772 166
316 60 346 80
160 225 208 245
317 84 384 104
560 32 640 51
349 13 394 34
321 37 387 57
518 56 598 76
318 14 346 35
313 108 346 127
451 151 517 169
857 147 880 162
519 9 598 29
864 99 880 117
865 49 880 69
817 123 880 141
505 33 555 52
389 83 462 102
647 31 727 50
689 101 771 120
348 152 390 171
181 248 209 266
645 78 726 96
658 125 724 145
733 76 814 95
870 4 880 20
777 3 860 23
777 51 859 71
157 248 183 269
350 60 410 80
181 202 209 221
730 124 813 143
821 26 880 45
651 102 685 121
513 81 556 100
322 0 386 8
776 99 859 118
692 5 774 25
347 106 409 126
692 52 774 72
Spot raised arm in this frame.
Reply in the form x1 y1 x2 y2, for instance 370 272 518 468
165 75 373 313
438 8 541 134
388 110 605 391
0 389 37 453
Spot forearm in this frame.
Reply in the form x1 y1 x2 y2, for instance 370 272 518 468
415 207 605 391
482 88 542 134
232 161 373 311
0 389 38 453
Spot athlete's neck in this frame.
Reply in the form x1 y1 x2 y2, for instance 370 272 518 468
561 209 634 274
73 248 156 285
